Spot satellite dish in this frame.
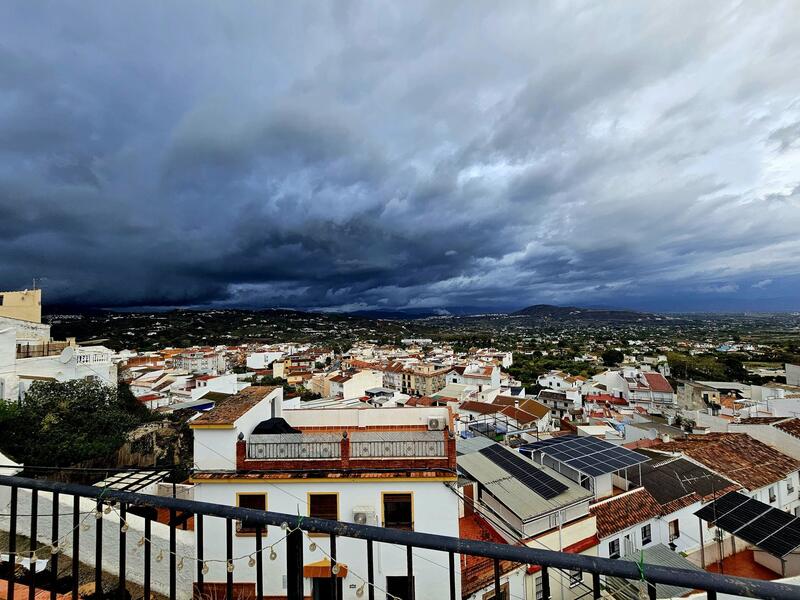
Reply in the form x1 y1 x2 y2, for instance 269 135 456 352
60 346 75 364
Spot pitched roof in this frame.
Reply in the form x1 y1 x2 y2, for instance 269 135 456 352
499 406 539 426
656 433 800 490
643 372 674 393
519 398 550 419
191 386 278 427
774 418 800 439
590 488 662 538
458 401 502 415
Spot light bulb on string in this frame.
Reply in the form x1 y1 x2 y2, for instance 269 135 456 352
248 555 256 568
177 557 184 571
269 548 277 561
156 549 164 562
308 541 317 552
201 562 209 575
137 537 145 547
226 560 234 573
356 584 365 598
331 563 340 575
280 522 288 531
103 505 112 514
121 521 129 533
50 544 59 555
82 523 91 531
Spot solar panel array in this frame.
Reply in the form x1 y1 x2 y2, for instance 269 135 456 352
520 434 649 476
694 491 800 557
479 445 568 500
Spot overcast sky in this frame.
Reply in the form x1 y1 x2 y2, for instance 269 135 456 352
2 2 800 313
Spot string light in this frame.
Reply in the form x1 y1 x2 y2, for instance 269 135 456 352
103 505 112 514
201 562 209 575
308 541 317 552
155 549 164 562
177 557 184 571
121 521 129 533
331 562 340 575
269 548 278 561
248 555 256 568
226 559 234 573
94 510 103 520
137 536 145 547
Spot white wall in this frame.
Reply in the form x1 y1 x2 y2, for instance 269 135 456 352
0 486 194 599
193 479 460 600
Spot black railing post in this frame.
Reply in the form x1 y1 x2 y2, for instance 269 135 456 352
28 490 38 600
143 517 151 600
406 545 415 600
50 491 59 600
95 500 103 598
71 495 79 600
255 525 264 600
196 515 204 597
118 504 126 600
286 527 303 600
541 566 551 600
492 558 501 600
169 508 176 600
592 571 601 599
226 518 234 600
366 540 375 600
448 551 456 600
8 486 17 600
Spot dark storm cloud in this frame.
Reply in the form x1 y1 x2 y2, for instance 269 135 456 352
1 1 800 312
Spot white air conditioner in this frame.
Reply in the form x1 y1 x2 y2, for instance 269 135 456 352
353 507 375 525
427 416 445 430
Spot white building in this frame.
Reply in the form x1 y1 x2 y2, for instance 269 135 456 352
246 351 284 370
0 328 117 401
190 386 460 600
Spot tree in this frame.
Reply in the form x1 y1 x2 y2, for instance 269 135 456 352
0 380 152 467
601 349 624 366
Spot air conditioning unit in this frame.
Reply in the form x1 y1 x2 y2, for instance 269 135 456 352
353 507 375 525
427 416 445 430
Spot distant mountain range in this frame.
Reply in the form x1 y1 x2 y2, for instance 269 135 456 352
512 304 657 321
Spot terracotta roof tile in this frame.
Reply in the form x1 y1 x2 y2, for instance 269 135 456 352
656 433 800 490
774 418 800 439
643 372 674 393
458 401 502 415
191 386 278 426
590 488 662 538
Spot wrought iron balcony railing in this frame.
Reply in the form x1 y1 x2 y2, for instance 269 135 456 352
1 474 799 600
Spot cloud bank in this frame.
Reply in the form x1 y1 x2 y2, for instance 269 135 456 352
1 1 800 312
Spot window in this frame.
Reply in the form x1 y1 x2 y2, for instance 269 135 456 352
568 569 582 588
534 575 543 600
236 493 266 533
788 478 795 494
668 519 680 541
769 486 777 503
0 295 3 306
608 539 620 559
482 582 509 600
641 524 652 545
383 493 413 530
308 493 339 536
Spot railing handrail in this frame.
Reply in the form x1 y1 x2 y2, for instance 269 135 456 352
0 474 798 599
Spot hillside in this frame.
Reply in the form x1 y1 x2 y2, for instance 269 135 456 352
513 304 656 321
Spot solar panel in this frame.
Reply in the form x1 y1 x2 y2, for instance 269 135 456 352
759 520 800 557
479 445 569 500
521 435 648 476
694 491 749 522
694 492 800 558
737 510 796 545
716 499 771 533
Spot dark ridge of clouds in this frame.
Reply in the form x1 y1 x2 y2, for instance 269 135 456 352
1 1 800 312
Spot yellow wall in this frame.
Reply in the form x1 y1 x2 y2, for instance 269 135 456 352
0 289 41 323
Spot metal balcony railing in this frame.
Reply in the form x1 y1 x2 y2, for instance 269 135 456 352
1 474 799 600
